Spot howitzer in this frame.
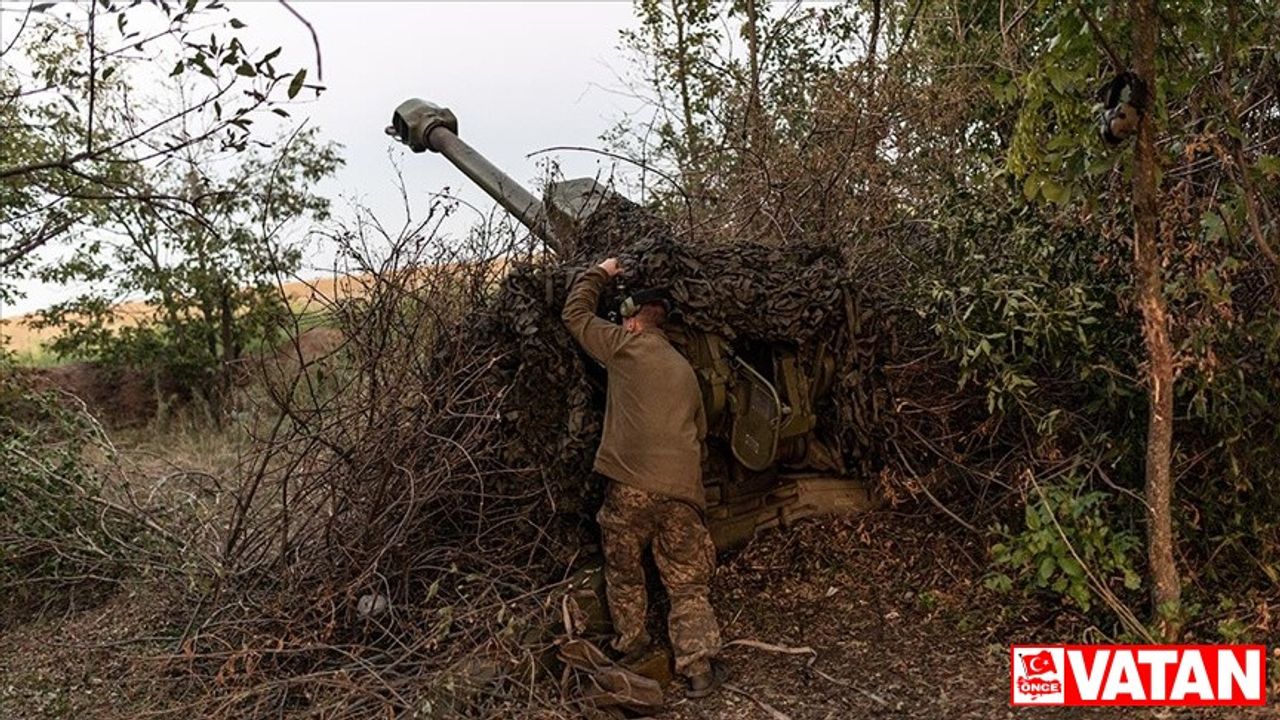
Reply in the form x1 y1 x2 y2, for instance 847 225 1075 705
387 98 878 551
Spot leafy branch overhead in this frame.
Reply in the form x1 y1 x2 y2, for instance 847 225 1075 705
0 0 324 278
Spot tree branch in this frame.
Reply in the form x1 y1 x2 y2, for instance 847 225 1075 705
278 0 323 80
1076 2 1126 72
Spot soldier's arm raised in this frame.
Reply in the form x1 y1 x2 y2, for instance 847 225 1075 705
561 260 628 366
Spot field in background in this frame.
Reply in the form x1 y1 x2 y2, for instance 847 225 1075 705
0 275 362 362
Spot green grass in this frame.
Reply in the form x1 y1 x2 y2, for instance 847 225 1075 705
235 308 335 356
7 345 67 368
290 307 334 333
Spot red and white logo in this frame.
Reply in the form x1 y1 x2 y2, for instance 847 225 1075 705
1012 647 1065 704
1010 645 1266 707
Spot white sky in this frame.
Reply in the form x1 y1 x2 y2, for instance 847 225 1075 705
2 1 647 317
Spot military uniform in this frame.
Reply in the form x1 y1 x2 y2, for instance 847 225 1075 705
562 266 721 679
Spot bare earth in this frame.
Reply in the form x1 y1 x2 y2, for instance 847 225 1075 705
658 512 1275 720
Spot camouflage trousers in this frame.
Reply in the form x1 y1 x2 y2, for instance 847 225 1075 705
596 481 721 679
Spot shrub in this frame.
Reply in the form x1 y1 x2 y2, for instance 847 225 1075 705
987 473 1142 612
0 376 144 625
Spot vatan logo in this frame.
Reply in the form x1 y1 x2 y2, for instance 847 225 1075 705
1011 647 1065 705
1010 644 1267 707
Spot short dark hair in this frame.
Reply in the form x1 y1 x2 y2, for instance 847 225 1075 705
635 302 668 327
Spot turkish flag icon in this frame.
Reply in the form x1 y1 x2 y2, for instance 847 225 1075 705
1022 650 1057 677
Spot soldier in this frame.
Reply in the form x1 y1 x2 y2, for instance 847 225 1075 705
561 256 725 697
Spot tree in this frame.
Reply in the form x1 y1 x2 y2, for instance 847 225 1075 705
0 0 318 294
978 0 1280 630
1128 0 1180 640
33 127 343 418
613 0 873 237
620 0 723 202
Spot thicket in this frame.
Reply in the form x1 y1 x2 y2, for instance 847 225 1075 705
0 370 206 630
0 375 133 625
611 0 1280 638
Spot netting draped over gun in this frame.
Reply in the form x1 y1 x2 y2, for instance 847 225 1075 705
387 98 890 550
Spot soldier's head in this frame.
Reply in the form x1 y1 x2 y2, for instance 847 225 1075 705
620 288 672 334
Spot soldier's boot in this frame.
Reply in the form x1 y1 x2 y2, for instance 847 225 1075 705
686 660 727 698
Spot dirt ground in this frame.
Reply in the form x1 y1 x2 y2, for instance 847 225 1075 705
1 510 1275 719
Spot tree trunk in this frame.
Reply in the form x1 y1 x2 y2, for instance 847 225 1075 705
741 0 762 149
669 0 701 199
218 283 237 425
1130 0 1181 638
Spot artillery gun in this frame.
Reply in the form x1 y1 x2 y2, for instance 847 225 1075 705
386 99 879 551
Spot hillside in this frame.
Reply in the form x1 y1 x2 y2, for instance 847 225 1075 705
0 275 360 359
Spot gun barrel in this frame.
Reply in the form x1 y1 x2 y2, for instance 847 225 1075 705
388 98 563 255
428 128 560 252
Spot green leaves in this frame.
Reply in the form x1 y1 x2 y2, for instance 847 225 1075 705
287 68 307 99
1201 211 1226 244
921 191 1123 421
1004 1 1123 212
1021 173 1070 204
1255 154 1280 178
1040 179 1070 205
1022 173 1043 202
990 474 1143 613
0 378 150 602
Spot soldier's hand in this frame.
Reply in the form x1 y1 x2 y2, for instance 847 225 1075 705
598 257 622 277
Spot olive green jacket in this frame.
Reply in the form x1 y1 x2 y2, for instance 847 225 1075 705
561 266 707 508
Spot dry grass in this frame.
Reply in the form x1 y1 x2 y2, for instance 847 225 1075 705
1 268 510 361
0 399 254 720
0 276 366 358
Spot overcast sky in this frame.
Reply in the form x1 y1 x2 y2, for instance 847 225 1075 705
4 1 647 317
229 1 646 221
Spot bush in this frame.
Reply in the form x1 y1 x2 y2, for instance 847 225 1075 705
987 473 1142 612
909 181 1280 633
895 187 1152 622
913 186 1138 423
0 376 146 625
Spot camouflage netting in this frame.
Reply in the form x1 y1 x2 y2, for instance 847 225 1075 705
457 195 891 523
